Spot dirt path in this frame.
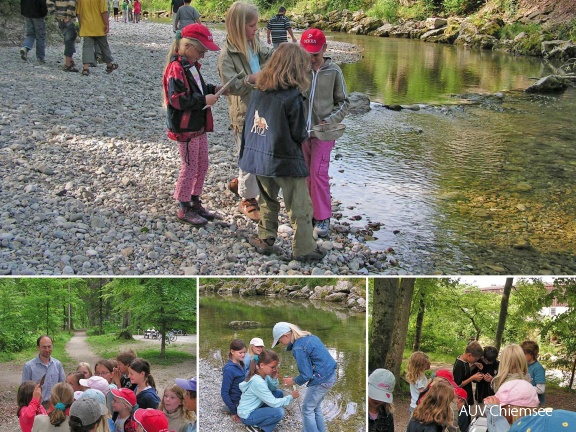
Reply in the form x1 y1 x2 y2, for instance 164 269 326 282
0 331 196 432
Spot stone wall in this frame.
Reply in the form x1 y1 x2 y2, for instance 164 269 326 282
200 279 366 312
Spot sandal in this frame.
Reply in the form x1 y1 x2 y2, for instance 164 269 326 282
106 63 118 74
239 198 260 222
64 64 79 72
81 68 90 76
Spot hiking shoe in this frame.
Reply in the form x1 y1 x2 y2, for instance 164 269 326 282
36 58 46 64
20 48 28 61
227 177 239 197
245 426 261 432
191 200 216 221
177 208 207 226
293 246 326 262
248 237 275 255
239 198 260 222
313 218 330 238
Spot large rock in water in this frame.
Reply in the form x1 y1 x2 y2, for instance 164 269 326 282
348 92 371 114
525 75 568 93
541 40 576 61
229 320 261 329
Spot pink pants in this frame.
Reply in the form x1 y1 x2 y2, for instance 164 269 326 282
302 137 335 221
174 134 208 202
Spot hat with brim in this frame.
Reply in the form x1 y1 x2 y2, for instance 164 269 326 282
435 370 458 388
509 409 575 432
181 24 220 51
111 387 137 407
249 338 265 347
175 377 196 392
271 322 291 348
495 379 539 408
133 409 169 432
368 369 395 403
69 397 108 426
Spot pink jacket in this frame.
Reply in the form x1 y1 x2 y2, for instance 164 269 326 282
19 398 47 432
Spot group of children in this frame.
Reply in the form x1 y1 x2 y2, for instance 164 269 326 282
162 1 350 262
17 349 197 432
368 339 557 432
219 322 337 431
112 0 141 23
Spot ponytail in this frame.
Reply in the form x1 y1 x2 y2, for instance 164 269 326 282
245 350 278 382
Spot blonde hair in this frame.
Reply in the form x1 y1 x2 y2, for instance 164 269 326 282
48 382 74 426
159 385 195 423
412 382 454 426
285 323 312 343
76 362 93 377
406 351 430 384
225 2 259 59
163 36 206 107
492 344 529 392
256 43 311 93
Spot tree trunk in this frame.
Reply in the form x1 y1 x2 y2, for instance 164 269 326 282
569 355 576 391
413 297 425 351
160 319 166 358
495 277 513 350
369 278 415 378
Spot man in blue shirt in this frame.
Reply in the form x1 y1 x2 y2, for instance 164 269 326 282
21 335 66 408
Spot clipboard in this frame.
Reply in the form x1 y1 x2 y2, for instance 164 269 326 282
203 72 245 110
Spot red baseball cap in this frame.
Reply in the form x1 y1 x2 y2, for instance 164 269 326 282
435 370 458 388
454 387 468 400
111 388 137 407
181 24 220 51
300 28 326 53
133 409 169 432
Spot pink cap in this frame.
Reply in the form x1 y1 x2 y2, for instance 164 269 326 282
300 28 326 53
78 376 110 395
495 379 539 407
181 24 220 51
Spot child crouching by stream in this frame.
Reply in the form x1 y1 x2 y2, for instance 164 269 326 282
239 43 326 262
237 349 298 432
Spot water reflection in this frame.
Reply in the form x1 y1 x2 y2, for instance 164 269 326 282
199 294 366 431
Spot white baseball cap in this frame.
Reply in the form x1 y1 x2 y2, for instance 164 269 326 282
249 338 265 347
368 369 395 403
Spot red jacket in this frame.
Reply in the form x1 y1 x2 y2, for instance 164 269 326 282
19 398 47 432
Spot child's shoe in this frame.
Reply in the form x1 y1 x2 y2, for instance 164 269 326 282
177 208 207 226
293 246 326 262
248 237 275 255
191 200 217 221
313 218 330 238
20 47 28 61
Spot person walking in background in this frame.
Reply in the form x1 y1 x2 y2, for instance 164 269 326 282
367 369 395 432
218 1 274 223
112 0 118 21
22 336 66 410
163 23 222 226
76 0 119 76
520 340 546 405
300 28 349 239
20 0 48 63
173 0 200 32
272 322 337 432
238 43 325 262
47 0 79 72
266 6 296 48
133 0 140 23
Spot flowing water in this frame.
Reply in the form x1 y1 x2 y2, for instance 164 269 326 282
325 33 576 275
199 293 366 431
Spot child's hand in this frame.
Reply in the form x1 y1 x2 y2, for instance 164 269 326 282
483 373 493 382
205 94 219 107
291 389 299 399
215 85 229 96
472 372 484 382
232 414 241 423
483 395 500 405
33 385 42 401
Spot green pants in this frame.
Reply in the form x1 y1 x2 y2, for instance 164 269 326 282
256 176 317 257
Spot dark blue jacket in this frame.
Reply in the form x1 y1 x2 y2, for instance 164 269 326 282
287 334 337 387
239 87 309 178
221 360 244 415
135 387 160 409
21 0 47 18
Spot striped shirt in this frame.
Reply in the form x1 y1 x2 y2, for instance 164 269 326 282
47 0 77 20
266 14 291 44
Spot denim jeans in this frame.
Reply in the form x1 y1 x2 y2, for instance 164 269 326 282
242 406 284 432
58 20 77 58
301 371 336 432
23 17 46 61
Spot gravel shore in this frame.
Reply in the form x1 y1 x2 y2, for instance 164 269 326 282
0 20 394 276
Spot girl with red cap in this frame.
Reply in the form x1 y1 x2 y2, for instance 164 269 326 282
163 23 223 227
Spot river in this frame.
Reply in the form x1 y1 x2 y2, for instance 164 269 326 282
324 32 576 275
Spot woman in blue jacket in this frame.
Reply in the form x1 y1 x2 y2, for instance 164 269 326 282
220 339 246 423
271 322 337 432
238 349 298 432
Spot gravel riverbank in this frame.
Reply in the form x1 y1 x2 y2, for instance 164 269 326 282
0 20 399 276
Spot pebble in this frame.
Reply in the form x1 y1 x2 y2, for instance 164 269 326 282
0 21 388 276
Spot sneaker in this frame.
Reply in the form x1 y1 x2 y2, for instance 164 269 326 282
239 198 260 222
36 58 46 64
293 246 326 262
248 236 275 255
227 177 239 197
177 208 207 226
245 426 258 432
313 218 330 238
20 48 28 61
191 200 216 221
